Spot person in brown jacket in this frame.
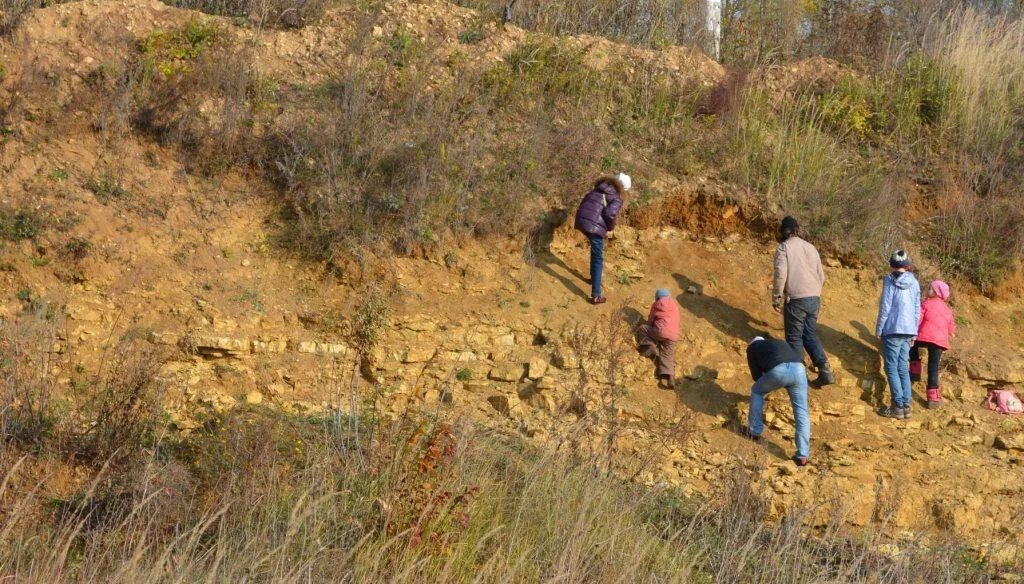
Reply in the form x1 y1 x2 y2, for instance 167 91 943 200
772 216 834 387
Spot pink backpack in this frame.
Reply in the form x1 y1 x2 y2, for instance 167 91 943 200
986 388 1024 415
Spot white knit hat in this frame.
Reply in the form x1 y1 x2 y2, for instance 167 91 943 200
616 172 632 191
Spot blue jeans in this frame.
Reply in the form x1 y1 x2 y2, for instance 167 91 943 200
882 334 914 408
748 362 810 458
784 296 828 368
587 234 604 298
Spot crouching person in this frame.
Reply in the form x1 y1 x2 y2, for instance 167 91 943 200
636 288 680 390
743 336 811 466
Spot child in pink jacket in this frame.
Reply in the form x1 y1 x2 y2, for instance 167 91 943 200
910 280 956 408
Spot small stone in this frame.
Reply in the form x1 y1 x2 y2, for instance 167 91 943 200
993 434 1024 451
241 259 252 267
685 366 718 381
951 416 975 428
194 336 249 357
245 390 264 405
149 331 179 345
462 381 491 393
707 452 728 467
527 357 548 380
251 339 287 354
825 439 853 452
487 394 511 415
494 334 516 347
686 285 702 295
317 342 350 356
528 392 556 413
489 364 524 382
402 346 435 363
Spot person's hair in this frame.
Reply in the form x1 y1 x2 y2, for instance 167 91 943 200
777 227 798 243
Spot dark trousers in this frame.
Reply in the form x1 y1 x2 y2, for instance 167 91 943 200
910 341 943 388
637 325 676 378
784 296 828 368
586 234 604 298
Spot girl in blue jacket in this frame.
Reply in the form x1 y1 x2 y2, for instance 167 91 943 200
876 250 922 420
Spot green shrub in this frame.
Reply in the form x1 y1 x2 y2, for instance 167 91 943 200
140 19 219 78
927 197 1022 291
86 173 132 203
726 88 891 253
353 284 391 356
457 26 486 45
0 207 44 241
63 236 91 260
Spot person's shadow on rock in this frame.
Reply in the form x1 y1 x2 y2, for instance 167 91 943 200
527 209 590 301
672 273 773 342
676 377 790 462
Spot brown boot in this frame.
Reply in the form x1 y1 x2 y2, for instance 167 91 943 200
658 374 676 390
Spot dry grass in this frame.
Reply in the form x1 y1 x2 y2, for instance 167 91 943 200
0 312 1013 582
263 29 702 260
0 406 1004 582
458 0 707 49
718 7 1024 287
5 3 1024 286
160 0 327 29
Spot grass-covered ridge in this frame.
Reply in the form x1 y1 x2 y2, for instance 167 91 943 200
7 2 1024 288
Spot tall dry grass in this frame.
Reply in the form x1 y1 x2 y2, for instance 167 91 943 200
722 7 1024 286
0 313 1012 582
926 8 1024 194
456 0 707 48
0 410 1004 582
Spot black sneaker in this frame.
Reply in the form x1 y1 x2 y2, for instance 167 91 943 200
879 406 902 419
792 455 809 467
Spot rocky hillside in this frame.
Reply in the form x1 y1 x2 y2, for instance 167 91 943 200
0 0 1022 562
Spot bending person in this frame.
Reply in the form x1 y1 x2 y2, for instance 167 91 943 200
574 173 629 305
743 336 811 466
636 288 680 390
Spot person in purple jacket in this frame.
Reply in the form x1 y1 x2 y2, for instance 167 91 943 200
573 173 630 305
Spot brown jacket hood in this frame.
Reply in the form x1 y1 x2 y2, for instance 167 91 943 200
595 176 626 197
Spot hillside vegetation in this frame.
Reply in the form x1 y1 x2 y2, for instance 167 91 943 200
2 0 1023 288
0 323 994 581
1 0 1024 582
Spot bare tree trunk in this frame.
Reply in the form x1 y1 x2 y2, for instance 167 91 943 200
706 0 722 61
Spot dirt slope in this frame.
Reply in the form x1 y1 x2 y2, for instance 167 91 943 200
0 0 1021 557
